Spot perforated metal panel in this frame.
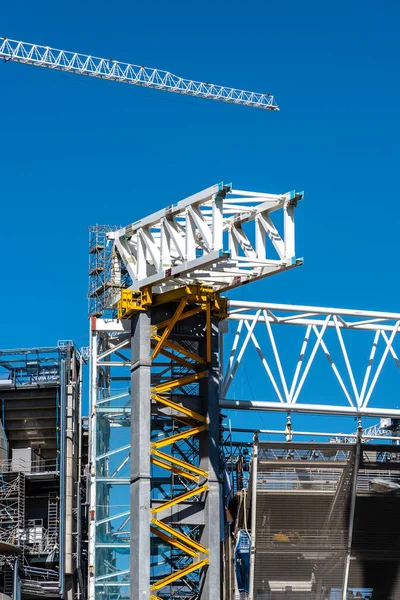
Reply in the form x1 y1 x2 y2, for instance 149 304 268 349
248 443 400 599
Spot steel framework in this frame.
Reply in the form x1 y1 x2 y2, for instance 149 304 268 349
88 318 131 600
221 301 400 418
0 344 84 599
88 183 303 600
0 38 278 111
88 184 400 600
88 225 123 318
240 440 400 600
111 184 302 296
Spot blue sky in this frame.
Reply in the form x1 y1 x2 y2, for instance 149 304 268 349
2 1 400 430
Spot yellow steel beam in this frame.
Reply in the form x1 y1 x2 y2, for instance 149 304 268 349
151 457 198 483
152 284 228 319
151 449 208 478
152 336 207 365
151 558 209 591
150 595 163 600
150 525 200 558
117 287 152 318
206 299 212 364
151 425 208 450
151 342 196 370
152 285 213 306
152 299 187 360
152 371 208 394
151 483 208 515
152 393 207 423
152 305 204 332
167 415 198 428
117 284 227 321
151 518 208 555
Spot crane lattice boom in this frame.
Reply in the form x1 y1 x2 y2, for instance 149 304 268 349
0 37 278 110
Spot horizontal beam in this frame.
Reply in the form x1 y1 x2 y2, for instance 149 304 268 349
226 427 400 442
96 477 130 484
228 313 400 333
220 399 400 418
228 300 400 320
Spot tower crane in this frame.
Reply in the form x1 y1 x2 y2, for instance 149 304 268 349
0 37 278 110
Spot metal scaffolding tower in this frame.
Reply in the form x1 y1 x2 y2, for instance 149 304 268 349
0 344 85 599
88 183 302 600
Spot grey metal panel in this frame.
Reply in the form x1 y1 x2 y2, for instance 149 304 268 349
250 443 400 599
130 312 152 600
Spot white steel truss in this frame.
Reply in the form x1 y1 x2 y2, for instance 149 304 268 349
88 318 131 600
221 301 400 418
0 38 278 111
110 183 303 293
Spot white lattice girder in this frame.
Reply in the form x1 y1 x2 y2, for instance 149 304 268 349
221 301 400 418
109 183 303 293
0 38 278 110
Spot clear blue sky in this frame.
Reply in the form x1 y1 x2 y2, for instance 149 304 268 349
1 1 400 430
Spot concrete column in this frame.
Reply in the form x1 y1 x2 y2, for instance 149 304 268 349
200 315 221 599
64 350 79 600
130 311 152 600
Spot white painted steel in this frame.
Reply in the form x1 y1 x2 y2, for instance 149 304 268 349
222 302 400 417
248 435 258 600
229 301 400 322
88 318 131 598
110 184 303 294
88 323 98 600
0 38 278 110
227 427 400 441
220 400 400 418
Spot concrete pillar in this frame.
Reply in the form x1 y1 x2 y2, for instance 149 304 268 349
130 311 152 600
63 350 79 600
200 315 221 599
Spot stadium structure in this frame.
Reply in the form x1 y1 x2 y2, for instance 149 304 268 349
1 35 400 600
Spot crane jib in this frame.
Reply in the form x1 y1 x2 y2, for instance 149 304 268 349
0 37 279 110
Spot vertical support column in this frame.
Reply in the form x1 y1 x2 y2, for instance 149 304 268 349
13 557 21 600
200 315 221 598
283 195 295 262
130 311 152 600
88 320 98 600
341 439 361 600
248 433 258 600
64 348 79 600
59 359 66 599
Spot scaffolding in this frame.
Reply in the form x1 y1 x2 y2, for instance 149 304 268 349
0 344 84 599
88 319 131 599
88 225 129 318
0 471 25 549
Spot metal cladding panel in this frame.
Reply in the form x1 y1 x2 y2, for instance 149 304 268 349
250 443 400 599
254 464 349 599
347 467 400 596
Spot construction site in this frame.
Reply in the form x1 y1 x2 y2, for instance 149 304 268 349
1 24 400 600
